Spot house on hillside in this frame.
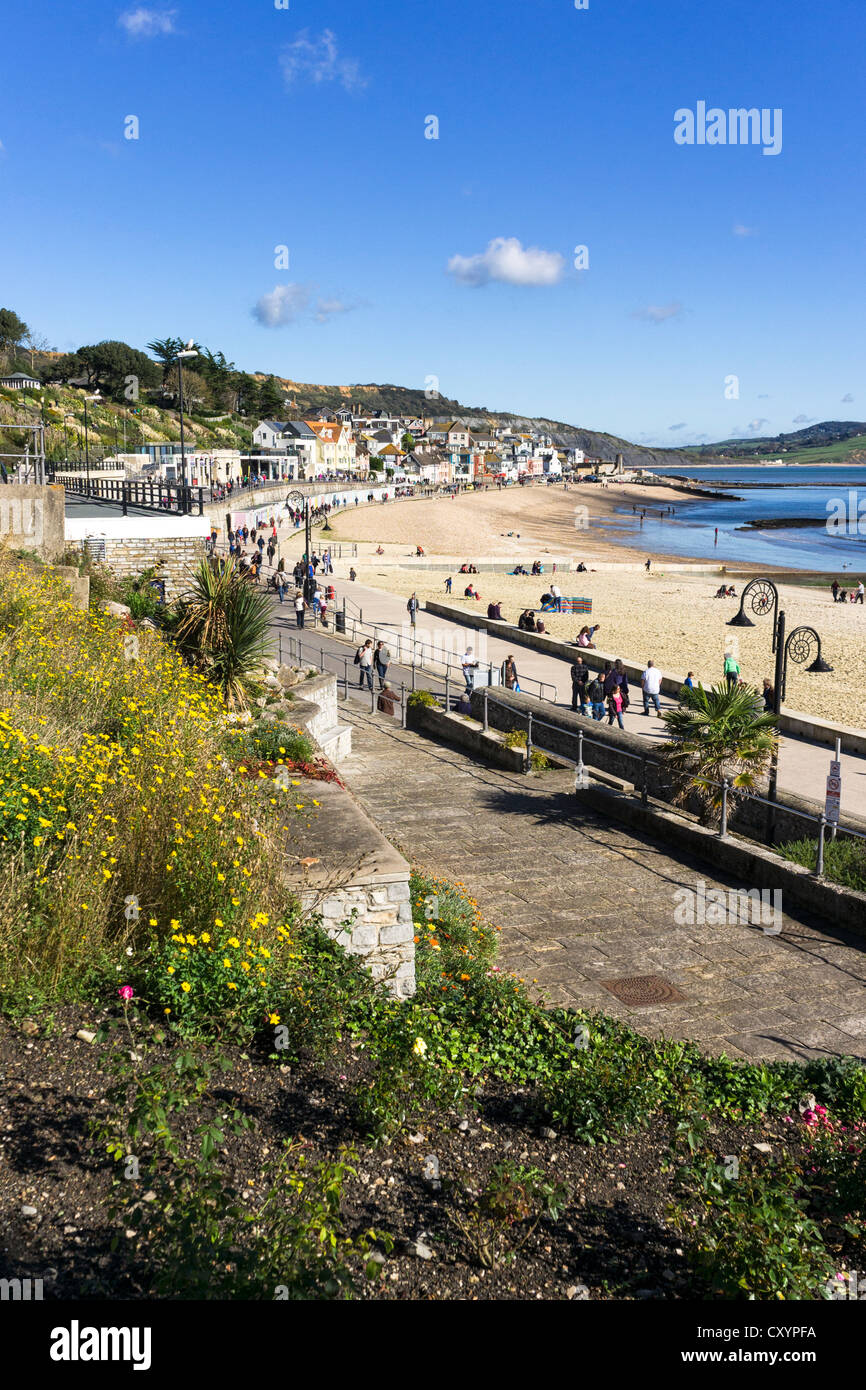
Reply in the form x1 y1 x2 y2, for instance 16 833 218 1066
304 420 358 475
0 371 41 390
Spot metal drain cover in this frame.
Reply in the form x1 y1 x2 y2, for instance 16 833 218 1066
600 974 686 1006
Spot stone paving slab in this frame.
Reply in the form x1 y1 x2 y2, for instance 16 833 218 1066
337 703 866 1062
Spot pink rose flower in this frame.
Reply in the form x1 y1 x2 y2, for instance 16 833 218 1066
118 985 134 1001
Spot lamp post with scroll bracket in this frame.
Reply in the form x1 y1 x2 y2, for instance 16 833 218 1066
728 577 833 839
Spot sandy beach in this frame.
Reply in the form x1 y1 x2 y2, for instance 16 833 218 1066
324 483 866 727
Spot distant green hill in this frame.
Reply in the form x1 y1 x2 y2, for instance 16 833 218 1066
679 420 866 464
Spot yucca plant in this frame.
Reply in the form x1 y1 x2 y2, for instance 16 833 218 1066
660 681 778 826
172 558 272 709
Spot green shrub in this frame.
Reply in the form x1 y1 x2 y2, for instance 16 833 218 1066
778 836 866 892
407 689 437 709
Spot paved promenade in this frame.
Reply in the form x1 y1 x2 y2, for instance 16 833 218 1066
336 699 866 1063
266 566 866 821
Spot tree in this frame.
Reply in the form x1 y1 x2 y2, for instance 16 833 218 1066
171 558 273 709
660 682 778 826
401 432 415 453
163 365 213 413
258 376 285 418
232 373 260 417
0 308 30 366
76 341 161 399
45 352 84 384
147 337 185 384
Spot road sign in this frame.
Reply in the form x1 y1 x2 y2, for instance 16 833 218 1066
825 761 841 823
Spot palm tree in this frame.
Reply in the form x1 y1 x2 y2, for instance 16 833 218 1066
660 681 779 826
171 559 273 709
146 337 184 385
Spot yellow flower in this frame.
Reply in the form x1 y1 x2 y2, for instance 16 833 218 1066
181 981 191 993
200 932 210 943
268 1013 280 1025
412 1037 428 1058
167 966 175 975
227 936 240 948
227 982 238 991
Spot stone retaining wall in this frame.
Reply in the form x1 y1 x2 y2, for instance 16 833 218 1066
86 535 207 599
282 777 415 997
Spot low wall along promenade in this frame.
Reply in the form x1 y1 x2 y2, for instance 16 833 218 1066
425 599 866 757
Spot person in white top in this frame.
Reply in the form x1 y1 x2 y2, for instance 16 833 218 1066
856 581 865 605
357 639 374 691
461 647 479 693
641 659 662 715
550 583 562 612
294 591 306 629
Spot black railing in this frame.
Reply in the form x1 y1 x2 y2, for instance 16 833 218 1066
50 473 205 516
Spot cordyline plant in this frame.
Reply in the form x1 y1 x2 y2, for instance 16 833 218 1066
171 558 272 709
660 681 778 826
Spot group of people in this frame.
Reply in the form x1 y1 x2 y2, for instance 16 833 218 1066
713 584 738 599
518 609 547 634
569 656 664 726
831 578 864 604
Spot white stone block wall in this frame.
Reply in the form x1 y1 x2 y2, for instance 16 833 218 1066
302 876 415 998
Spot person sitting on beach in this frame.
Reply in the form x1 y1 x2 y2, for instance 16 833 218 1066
517 609 532 631
575 562 587 573
531 560 541 576
535 616 546 634
375 545 385 555
576 624 598 649
465 584 481 600
416 545 425 557
459 563 469 573
683 671 695 689
487 600 503 621
714 585 728 598
540 592 554 610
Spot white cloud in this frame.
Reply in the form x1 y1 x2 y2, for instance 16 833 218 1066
314 298 355 324
447 237 566 288
118 7 177 38
252 284 311 327
631 301 683 323
841 393 854 403
747 418 770 433
733 223 757 236
280 30 366 92
792 414 815 425
668 422 687 431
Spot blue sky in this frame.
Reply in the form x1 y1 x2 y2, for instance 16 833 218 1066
1 0 863 445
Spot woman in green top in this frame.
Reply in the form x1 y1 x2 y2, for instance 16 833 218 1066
723 653 741 689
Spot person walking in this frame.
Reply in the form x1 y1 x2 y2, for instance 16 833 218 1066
570 657 590 714
374 640 391 690
294 591 306 629
645 558 652 572
607 683 625 730
276 574 286 604
407 592 420 626
762 677 776 711
461 647 479 694
856 581 865 605
831 578 840 603
723 650 741 689
587 674 605 721
444 576 452 594
502 654 519 690
641 659 662 716
356 639 374 691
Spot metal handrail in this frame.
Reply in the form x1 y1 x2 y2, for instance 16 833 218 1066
476 690 866 874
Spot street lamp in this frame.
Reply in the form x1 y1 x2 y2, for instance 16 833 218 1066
728 576 833 835
175 341 199 512
83 391 102 494
287 488 313 596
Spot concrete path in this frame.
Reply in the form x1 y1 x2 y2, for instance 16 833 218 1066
336 699 866 1063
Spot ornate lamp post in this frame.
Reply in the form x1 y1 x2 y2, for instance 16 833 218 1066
175 341 199 514
286 488 312 595
728 576 833 834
